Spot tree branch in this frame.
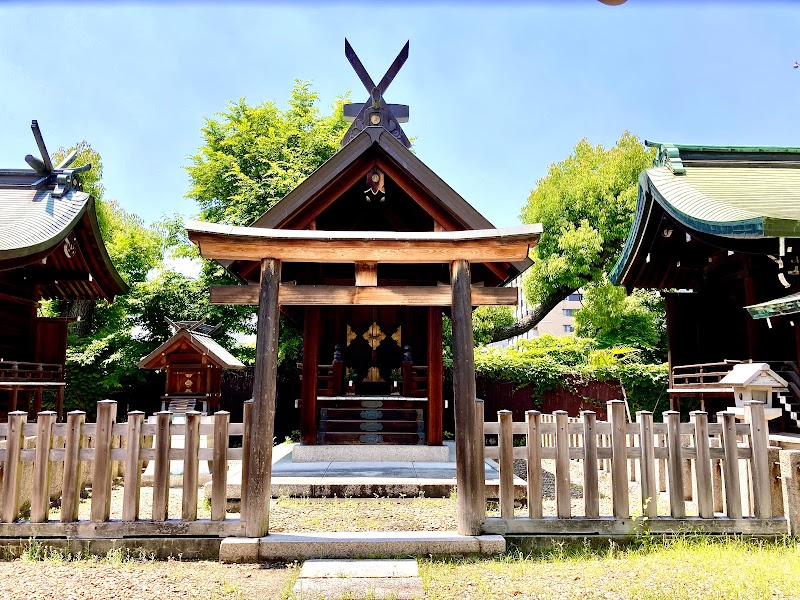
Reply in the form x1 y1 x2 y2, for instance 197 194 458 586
489 285 577 343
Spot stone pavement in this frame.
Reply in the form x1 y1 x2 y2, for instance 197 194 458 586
204 441 526 500
292 559 424 599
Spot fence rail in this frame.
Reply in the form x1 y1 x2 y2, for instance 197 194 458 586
481 400 788 535
0 399 252 537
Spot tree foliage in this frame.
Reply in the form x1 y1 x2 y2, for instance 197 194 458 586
186 81 350 226
490 133 655 342
574 276 667 362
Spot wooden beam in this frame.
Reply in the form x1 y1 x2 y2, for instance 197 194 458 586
187 222 541 264
301 307 320 446
244 258 281 538
355 262 378 286
451 259 483 536
211 284 518 306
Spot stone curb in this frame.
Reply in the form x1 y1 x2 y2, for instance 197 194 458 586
219 531 506 563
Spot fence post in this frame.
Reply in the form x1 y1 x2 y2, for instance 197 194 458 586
609 401 629 519
31 411 56 523
721 411 742 519
664 410 685 518
152 411 172 522
61 410 86 523
744 402 771 519
122 411 144 522
554 410 571 518
710 432 724 514
582 411 599 519
768 446 784 518
474 399 485 522
526 410 542 519
1 411 27 523
637 411 657 519
241 400 253 515
498 410 514 519
779 450 800 535
690 411 713 518
91 400 118 523
212 411 231 522
182 411 201 521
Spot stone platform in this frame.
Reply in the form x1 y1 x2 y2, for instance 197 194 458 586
202 442 527 500
292 443 449 463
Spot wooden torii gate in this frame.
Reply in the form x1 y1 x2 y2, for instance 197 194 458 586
187 222 541 536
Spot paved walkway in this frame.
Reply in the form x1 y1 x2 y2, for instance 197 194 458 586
205 441 525 499
271 441 498 480
292 559 424 599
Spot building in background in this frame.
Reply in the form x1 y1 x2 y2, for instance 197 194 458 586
492 281 584 348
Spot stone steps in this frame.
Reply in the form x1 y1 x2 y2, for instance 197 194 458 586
292 559 424 600
318 402 426 444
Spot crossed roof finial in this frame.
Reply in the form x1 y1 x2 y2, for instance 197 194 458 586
341 39 411 148
24 121 91 198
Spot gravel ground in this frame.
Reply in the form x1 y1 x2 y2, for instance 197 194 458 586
0 560 297 600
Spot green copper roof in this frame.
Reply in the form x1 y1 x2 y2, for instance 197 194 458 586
746 292 800 319
646 165 800 237
611 142 800 287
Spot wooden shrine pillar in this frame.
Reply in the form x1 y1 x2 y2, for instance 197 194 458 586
451 259 483 536
664 292 680 412
744 275 760 361
244 258 281 538
301 306 321 445
427 307 444 445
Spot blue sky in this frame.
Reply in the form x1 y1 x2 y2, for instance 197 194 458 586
1 2 799 229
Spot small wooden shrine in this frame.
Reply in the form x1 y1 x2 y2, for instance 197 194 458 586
611 142 800 429
138 319 244 414
187 40 537 449
0 121 128 420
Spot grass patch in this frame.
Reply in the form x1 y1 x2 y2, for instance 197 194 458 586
18 538 157 564
420 536 800 599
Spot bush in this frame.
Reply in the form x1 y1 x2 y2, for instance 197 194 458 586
466 335 668 413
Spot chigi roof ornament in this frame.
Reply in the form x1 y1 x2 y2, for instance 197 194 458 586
24 120 91 198
341 39 411 148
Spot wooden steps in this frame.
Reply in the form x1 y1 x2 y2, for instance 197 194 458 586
317 397 426 445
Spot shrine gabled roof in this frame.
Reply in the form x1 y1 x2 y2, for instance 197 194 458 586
234 126 532 283
0 174 128 300
610 142 800 287
138 328 245 370
251 127 498 231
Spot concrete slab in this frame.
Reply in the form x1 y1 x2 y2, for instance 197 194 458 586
300 559 418 578
219 537 259 564
293 577 424 599
256 531 506 560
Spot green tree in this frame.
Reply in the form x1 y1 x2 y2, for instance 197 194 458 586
490 133 655 342
574 276 667 362
186 80 350 226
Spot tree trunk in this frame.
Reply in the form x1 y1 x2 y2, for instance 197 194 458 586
60 300 95 337
489 285 576 343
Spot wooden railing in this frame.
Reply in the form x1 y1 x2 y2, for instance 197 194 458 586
0 399 250 537
481 400 788 535
0 360 65 418
670 360 741 390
